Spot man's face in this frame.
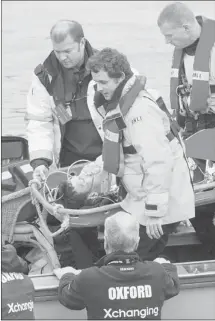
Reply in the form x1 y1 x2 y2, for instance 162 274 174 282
52 35 85 69
91 70 123 101
159 22 193 49
70 175 93 195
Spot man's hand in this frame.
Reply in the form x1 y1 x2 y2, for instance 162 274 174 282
207 97 215 108
33 165 49 182
53 267 82 280
146 217 164 239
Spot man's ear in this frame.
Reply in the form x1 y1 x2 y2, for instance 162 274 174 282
134 236 140 251
120 72 125 82
182 24 190 32
80 37 86 48
115 72 125 84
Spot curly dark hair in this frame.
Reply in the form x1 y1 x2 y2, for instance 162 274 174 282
86 48 133 79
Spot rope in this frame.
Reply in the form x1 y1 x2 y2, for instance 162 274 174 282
29 179 54 238
2 187 30 203
42 170 67 202
67 159 91 180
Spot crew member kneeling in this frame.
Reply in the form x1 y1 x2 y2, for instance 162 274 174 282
54 212 180 320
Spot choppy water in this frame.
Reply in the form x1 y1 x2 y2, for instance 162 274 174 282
2 1 215 137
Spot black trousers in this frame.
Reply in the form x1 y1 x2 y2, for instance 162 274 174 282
137 222 179 261
190 204 215 259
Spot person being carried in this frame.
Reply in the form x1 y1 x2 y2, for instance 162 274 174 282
54 211 180 320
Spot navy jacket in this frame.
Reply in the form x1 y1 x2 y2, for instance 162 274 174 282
58 251 180 320
1 244 35 320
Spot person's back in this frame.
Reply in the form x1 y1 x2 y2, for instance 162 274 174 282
56 212 180 320
1 244 35 320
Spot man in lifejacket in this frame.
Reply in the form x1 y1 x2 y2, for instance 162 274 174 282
157 2 215 258
157 1 215 139
85 47 195 261
54 211 180 320
1 244 35 320
25 20 102 268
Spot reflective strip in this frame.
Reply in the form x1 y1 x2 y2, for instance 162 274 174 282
192 70 209 81
20 164 33 173
2 171 12 180
87 81 104 141
104 129 119 143
171 68 179 78
30 149 53 162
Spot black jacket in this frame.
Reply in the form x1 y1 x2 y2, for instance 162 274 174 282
31 40 102 169
58 251 180 320
1 244 35 320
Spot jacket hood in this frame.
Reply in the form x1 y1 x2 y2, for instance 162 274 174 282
94 250 140 267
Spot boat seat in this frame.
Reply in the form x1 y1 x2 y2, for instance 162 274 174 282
1 136 29 166
98 225 201 247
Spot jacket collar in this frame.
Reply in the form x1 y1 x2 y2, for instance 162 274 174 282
183 16 203 56
94 250 140 267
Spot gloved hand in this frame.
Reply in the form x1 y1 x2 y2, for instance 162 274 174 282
33 165 49 182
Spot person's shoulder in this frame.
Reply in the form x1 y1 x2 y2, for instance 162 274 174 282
138 260 171 275
78 266 101 280
129 87 163 119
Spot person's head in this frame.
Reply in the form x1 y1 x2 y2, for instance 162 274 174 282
50 20 85 68
104 211 140 254
58 178 91 209
157 2 201 49
86 48 133 100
